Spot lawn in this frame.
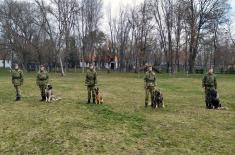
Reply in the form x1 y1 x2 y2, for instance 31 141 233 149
0 69 234 154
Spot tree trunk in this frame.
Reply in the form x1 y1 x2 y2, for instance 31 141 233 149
59 56 65 76
3 59 6 69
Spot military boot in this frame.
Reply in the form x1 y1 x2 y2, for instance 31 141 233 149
40 95 45 102
43 96 46 101
15 97 20 101
87 99 91 104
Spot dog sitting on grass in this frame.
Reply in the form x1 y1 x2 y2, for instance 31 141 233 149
151 89 164 109
95 87 103 104
209 88 222 109
45 84 61 102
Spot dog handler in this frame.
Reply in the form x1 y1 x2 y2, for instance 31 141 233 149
11 64 24 101
144 65 156 107
36 65 49 101
202 68 217 109
85 64 97 104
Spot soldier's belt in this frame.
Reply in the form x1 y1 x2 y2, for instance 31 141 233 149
146 80 155 82
13 77 21 79
39 78 47 80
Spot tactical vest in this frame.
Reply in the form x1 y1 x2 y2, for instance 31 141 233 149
86 70 96 86
12 69 23 86
37 71 49 86
204 75 215 87
145 71 156 87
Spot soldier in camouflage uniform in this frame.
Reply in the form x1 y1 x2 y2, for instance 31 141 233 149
11 64 24 101
144 65 156 107
36 65 49 101
85 65 97 104
202 68 217 109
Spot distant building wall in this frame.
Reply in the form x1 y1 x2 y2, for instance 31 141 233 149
0 60 11 68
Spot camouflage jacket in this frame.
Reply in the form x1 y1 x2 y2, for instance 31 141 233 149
37 71 49 86
85 69 97 87
144 71 156 87
12 69 24 86
202 74 217 89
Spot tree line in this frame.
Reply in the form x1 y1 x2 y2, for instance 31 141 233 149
0 0 234 74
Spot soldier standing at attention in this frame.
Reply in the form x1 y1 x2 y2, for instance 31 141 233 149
144 65 156 107
11 64 24 101
85 64 97 104
202 68 217 109
36 65 49 101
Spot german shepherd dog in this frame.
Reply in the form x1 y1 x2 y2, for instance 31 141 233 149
151 89 164 109
95 88 103 104
209 88 221 109
45 84 61 102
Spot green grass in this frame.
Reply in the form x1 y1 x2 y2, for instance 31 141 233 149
0 69 234 154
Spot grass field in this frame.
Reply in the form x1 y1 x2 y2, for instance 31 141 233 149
0 69 234 154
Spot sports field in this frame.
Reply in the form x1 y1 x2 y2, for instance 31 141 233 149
0 70 234 154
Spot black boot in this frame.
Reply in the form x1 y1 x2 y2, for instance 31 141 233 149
15 96 20 101
87 99 91 104
93 98 96 104
41 95 46 102
43 96 46 101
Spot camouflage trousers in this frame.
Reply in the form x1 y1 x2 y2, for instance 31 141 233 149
14 85 21 98
87 86 96 102
39 85 47 98
145 86 155 106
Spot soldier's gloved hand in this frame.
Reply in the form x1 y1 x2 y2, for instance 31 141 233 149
144 83 147 89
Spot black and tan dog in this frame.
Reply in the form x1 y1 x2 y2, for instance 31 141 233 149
209 88 221 109
95 87 103 104
151 89 164 109
45 84 61 102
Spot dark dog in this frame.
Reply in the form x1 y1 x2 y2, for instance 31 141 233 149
209 88 221 109
95 88 103 104
151 89 164 109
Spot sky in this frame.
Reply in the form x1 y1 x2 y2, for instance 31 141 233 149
101 0 144 31
230 0 235 10
102 0 235 34
103 0 144 16
229 0 235 34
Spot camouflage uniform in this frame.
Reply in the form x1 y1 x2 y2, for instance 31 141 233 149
144 70 156 107
37 70 49 101
85 68 97 103
12 69 24 101
202 73 217 109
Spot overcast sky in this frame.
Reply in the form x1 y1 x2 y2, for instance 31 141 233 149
101 0 144 31
103 0 143 16
102 0 235 34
